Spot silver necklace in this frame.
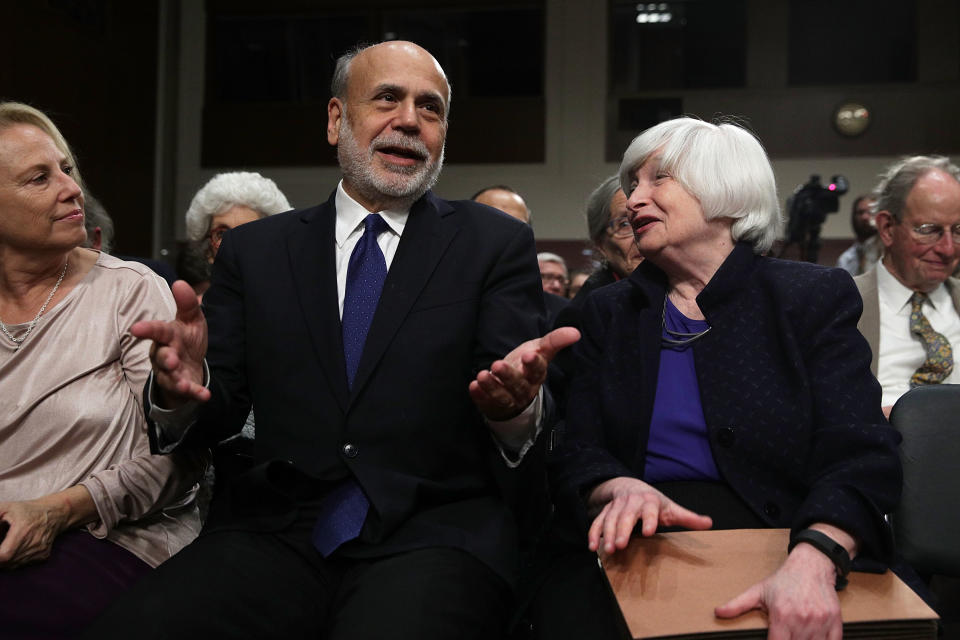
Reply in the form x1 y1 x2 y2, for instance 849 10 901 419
661 296 711 347
0 259 69 350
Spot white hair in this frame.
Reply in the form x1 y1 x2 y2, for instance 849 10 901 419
537 251 568 276
618 117 782 254
185 172 292 241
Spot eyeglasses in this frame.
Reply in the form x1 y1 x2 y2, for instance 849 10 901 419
910 223 960 245
606 215 634 239
541 273 568 285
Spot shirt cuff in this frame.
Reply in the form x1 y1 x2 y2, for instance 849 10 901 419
146 360 209 452
487 387 543 468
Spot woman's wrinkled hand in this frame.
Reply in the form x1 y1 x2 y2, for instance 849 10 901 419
0 486 97 569
586 476 712 554
0 499 71 569
715 542 842 640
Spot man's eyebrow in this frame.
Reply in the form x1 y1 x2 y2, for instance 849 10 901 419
372 83 445 107
373 83 404 96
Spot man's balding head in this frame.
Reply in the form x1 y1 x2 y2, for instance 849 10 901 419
473 186 531 224
875 156 960 292
327 41 450 213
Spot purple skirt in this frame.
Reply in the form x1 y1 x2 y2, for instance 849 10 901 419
0 529 150 639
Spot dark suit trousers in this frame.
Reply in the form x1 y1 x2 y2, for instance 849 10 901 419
84 512 510 640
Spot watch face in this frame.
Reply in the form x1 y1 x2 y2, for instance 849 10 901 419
834 102 871 137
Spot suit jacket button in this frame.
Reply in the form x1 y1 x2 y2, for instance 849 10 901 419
342 443 358 458
762 501 780 519
717 427 735 448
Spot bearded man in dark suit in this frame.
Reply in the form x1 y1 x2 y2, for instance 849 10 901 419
88 41 577 640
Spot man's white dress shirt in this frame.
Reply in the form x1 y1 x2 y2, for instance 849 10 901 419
876 259 960 407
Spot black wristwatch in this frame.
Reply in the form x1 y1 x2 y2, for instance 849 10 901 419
788 528 851 590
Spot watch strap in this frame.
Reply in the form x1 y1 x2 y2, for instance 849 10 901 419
788 528 851 590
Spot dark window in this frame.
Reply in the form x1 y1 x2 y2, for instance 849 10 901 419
203 3 545 166
788 0 917 85
609 0 747 91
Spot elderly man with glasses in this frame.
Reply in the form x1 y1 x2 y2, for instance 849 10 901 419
854 155 960 416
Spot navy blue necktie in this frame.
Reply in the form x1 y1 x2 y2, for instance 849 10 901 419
312 213 388 557
341 213 389 388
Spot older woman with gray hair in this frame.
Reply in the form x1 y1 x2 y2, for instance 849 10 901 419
185 172 292 263
582 175 643 286
554 176 644 331
538 117 903 639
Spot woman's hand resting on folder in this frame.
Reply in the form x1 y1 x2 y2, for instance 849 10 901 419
714 523 857 640
585 477 713 554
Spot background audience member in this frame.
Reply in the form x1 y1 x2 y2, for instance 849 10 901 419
175 240 212 303
82 193 115 254
566 269 590 299
474 186 564 326
537 251 571 327
0 101 205 636
81 193 179 285
185 171 292 263
836 194 880 275
538 117 903 640
854 155 960 416
555 175 644 332
538 251 568 296
472 185 532 224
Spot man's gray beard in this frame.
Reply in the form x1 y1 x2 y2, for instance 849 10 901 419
337 111 445 210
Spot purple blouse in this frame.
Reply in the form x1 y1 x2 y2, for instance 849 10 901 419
643 297 721 484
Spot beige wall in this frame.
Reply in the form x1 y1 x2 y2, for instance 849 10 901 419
170 0 944 246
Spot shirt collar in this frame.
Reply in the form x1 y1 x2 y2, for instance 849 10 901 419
334 180 410 247
877 258 950 313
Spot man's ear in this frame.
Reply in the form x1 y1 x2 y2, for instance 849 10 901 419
327 98 343 146
875 210 897 248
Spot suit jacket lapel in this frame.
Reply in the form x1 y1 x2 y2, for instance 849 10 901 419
287 193 350 412
946 276 960 317
855 268 880 376
348 192 457 400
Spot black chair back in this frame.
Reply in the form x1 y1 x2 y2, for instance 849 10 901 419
889 384 960 577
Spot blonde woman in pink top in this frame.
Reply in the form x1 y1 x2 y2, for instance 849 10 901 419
0 102 206 637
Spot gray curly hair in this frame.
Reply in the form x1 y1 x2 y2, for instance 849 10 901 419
185 172 292 241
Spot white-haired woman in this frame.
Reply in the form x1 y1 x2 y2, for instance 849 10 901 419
183 173 290 516
541 117 903 639
185 172 291 263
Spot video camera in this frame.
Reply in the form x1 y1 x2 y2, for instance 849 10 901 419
782 174 849 263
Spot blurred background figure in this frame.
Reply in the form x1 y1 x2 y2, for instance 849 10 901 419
82 193 115 254
581 175 643 295
854 155 960 416
538 251 568 297
0 101 205 636
176 239 212 303
472 185 532 224
185 171 292 263
81 192 178 285
554 175 644 332
182 171 292 520
567 269 590 299
836 194 880 276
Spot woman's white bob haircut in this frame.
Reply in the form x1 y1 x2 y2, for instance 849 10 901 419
618 117 782 254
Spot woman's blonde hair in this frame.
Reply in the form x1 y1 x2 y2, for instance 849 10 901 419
0 101 83 189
